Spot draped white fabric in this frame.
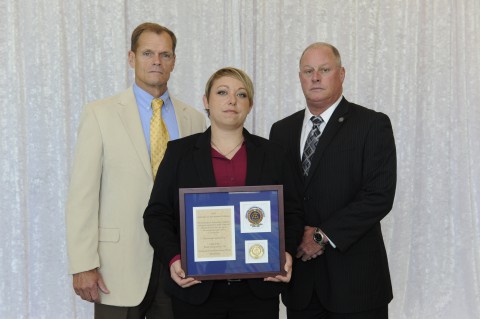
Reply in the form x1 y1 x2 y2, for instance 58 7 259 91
1 0 479 318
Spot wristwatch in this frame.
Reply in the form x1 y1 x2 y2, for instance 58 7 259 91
313 227 325 245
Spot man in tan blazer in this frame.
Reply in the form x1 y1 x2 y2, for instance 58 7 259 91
66 22 206 318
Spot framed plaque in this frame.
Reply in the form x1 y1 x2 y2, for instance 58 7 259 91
179 185 285 280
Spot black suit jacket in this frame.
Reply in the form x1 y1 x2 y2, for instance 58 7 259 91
269 97 396 313
144 127 304 305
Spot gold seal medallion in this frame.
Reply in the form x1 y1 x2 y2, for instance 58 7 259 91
249 244 265 259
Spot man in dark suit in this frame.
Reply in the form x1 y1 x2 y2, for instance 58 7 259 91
269 42 397 319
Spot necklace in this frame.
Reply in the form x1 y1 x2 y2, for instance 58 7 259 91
211 138 244 158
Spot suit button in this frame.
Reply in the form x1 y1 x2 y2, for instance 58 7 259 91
303 196 310 201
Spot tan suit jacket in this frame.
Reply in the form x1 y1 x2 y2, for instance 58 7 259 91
66 87 206 306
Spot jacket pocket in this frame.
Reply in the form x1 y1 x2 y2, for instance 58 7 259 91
98 227 120 242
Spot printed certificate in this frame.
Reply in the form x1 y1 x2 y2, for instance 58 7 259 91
193 206 236 262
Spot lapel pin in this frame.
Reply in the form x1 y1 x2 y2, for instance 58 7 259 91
338 117 344 123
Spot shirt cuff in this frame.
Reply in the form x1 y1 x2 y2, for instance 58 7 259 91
324 233 336 248
169 254 181 268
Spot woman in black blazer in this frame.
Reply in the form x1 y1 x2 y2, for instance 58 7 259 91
144 67 303 319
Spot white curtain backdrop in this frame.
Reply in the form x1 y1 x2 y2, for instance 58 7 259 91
1 1 479 318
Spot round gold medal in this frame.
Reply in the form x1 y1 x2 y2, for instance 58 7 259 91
249 244 264 259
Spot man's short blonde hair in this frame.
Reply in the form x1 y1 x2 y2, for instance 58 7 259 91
299 42 342 68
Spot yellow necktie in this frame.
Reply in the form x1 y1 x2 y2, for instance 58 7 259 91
150 98 169 179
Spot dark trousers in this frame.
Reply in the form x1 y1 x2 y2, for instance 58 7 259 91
94 257 173 319
172 280 279 319
286 292 388 319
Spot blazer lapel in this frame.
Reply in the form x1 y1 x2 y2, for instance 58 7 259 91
244 129 264 186
192 128 217 187
291 111 305 180
304 98 349 188
171 97 191 137
117 88 153 179
192 128 263 187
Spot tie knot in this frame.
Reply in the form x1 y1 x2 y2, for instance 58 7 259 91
152 98 164 111
311 116 323 126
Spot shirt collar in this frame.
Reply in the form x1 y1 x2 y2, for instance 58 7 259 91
133 82 171 111
303 95 343 127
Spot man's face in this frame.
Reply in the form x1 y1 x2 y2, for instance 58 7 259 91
128 31 176 97
299 46 345 111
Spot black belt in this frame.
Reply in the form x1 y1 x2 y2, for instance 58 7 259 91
226 279 242 282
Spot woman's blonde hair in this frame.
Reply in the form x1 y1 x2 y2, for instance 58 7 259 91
204 67 254 106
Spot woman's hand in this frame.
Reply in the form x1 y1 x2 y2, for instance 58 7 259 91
170 260 202 288
264 252 293 283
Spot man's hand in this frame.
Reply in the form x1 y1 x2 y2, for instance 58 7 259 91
265 252 293 283
170 260 201 288
296 226 326 261
73 268 110 303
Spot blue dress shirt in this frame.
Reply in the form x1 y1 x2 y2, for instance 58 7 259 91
133 83 180 157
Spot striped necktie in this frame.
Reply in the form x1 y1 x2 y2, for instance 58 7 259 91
301 116 324 176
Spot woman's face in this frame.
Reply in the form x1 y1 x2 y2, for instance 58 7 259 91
203 76 253 130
